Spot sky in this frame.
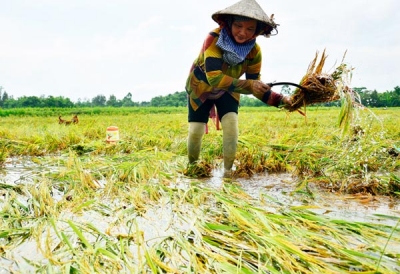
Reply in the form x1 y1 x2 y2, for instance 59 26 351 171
1 0 399 103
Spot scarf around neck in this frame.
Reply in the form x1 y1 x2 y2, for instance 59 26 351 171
216 27 256 66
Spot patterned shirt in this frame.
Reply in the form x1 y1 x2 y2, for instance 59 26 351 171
185 27 282 111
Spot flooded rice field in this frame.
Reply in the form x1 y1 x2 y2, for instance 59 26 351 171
206 168 400 226
1 156 399 273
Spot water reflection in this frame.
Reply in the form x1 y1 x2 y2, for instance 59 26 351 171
201 167 400 226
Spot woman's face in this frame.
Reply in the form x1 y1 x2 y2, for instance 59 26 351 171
231 19 258 43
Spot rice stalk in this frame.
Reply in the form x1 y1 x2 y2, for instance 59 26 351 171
283 50 340 111
376 217 400 272
0 227 32 247
67 220 93 252
60 231 76 254
144 248 180 273
338 90 354 135
72 199 96 214
25 179 57 218
0 145 8 165
283 49 363 136
95 247 121 262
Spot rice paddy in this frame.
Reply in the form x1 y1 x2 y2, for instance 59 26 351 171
0 107 399 273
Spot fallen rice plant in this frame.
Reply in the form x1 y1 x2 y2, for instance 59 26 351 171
0 109 398 272
149 184 400 273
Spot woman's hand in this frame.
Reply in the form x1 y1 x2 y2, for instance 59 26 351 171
251 80 271 99
281 95 293 105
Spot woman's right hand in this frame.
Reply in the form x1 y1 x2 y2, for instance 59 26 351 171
251 80 271 99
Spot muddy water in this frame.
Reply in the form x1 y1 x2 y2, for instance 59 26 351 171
2 157 400 228
3 157 398 213
205 168 400 227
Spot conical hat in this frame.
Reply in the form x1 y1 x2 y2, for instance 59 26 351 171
212 0 277 35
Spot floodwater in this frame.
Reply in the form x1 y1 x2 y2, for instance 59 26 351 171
3 157 399 225
1 157 399 272
205 168 400 227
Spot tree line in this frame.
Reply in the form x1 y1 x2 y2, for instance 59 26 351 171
0 85 399 109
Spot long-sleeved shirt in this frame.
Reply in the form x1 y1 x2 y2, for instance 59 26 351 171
185 27 283 111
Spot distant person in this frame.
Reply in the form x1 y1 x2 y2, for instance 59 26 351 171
185 0 292 175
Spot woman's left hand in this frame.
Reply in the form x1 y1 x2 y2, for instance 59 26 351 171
282 95 293 105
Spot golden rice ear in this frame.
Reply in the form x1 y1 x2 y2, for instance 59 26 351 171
314 49 327 74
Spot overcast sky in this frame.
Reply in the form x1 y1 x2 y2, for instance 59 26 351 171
1 0 399 102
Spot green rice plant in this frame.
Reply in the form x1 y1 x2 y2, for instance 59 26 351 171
49 219 130 272
67 220 93 251
338 91 355 136
0 227 32 248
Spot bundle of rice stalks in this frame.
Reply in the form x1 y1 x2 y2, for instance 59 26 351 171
283 49 353 113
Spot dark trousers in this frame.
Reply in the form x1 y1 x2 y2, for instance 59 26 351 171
188 92 239 123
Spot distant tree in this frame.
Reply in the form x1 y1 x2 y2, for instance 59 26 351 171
150 91 187 107
43 96 74 107
3 97 18 108
122 92 134 107
370 90 381 107
107 94 121 107
150 96 164 107
173 91 188 106
280 84 292 96
0 86 8 107
353 87 367 93
384 86 400 107
74 98 87 107
92 95 107 106
19 96 43 107
240 95 265 107
1 84 399 109
2 91 8 104
394 86 400 96
139 101 151 107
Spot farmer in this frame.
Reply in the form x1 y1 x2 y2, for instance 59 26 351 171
185 0 292 175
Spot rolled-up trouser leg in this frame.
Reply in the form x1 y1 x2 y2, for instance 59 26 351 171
187 122 205 163
221 112 238 171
